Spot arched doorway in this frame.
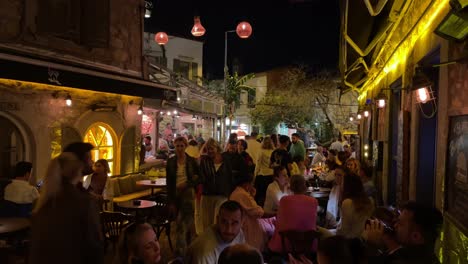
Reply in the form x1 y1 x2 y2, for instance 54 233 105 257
0 116 27 179
84 123 117 174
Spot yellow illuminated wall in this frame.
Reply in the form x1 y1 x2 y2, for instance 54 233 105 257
84 123 115 174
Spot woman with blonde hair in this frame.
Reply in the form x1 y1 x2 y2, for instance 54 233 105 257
345 158 360 175
199 138 236 233
83 159 113 208
115 222 161 264
253 136 275 206
31 142 103 264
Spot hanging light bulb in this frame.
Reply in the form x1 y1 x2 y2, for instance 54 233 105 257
236 21 253 39
364 110 369 117
375 91 387 109
357 114 362 120
167 111 171 116
137 105 143 115
173 110 178 115
155 32 169 45
349 116 354 121
415 87 430 104
65 94 72 107
191 16 206 37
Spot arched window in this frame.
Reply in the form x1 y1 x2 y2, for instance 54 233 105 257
84 123 115 174
0 116 26 178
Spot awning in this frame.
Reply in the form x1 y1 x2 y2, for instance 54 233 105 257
0 52 177 100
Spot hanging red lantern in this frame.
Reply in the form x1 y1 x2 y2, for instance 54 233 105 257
154 32 169 45
191 16 206 37
236 21 252 39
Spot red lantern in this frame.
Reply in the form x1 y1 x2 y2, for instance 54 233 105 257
154 32 168 45
236 21 252 39
191 16 206 37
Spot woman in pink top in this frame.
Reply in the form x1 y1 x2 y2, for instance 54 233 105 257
268 174 318 253
229 174 276 252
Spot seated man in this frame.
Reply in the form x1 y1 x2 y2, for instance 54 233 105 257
3 161 39 217
186 200 246 264
364 201 443 264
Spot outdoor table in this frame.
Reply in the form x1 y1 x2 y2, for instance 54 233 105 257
136 178 167 196
0 217 30 239
306 187 331 227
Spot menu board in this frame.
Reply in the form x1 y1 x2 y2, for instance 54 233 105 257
446 115 468 235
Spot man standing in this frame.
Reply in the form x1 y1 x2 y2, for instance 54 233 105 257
270 135 293 176
142 135 155 159
246 132 261 164
186 200 246 264
329 136 344 152
289 133 306 162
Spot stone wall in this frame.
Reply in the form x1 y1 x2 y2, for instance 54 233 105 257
0 80 142 181
0 0 143 75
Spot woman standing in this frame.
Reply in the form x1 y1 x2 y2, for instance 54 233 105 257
166 136 200 257
31 143 103 264
199 138 234 233
253 137 275 206
83 159 112 209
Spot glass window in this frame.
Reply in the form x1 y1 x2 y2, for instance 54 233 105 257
84 124 114 174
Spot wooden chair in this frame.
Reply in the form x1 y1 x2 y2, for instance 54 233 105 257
100 211 133 251
279 230 321 257
148 193 173 251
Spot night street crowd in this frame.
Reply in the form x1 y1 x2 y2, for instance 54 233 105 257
1 132 443 264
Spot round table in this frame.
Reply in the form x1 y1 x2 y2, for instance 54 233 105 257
136 179 167 196
116 200 157 221
0 217 30 239
117 200 157 210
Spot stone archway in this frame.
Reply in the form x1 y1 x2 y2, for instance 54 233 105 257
0 112 34 180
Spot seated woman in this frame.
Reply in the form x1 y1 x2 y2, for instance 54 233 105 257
263 166 290 215
83 159 113 208
326 166 346 221
229 174 275 252
115 222 162 264
268 175 318 254
334 174 374 239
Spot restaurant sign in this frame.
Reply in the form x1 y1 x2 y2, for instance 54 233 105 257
0 102 20 111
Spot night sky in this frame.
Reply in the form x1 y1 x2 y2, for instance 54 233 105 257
144 0 340 79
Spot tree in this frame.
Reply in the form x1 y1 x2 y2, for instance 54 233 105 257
250 67 358 140
203 72 255 136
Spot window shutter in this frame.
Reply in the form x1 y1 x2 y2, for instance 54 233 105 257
80 0 110 47
191 62 198 80
37 0 80 41
173 59 180 73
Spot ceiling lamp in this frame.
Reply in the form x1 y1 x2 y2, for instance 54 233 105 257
236 21 253 39
191 16 206 37
155 32 169 45
357 113 362 120
137 105 143 115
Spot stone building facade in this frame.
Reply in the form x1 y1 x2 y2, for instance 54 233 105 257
0 0 175 181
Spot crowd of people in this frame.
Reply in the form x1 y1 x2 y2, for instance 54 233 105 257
0 131 443 264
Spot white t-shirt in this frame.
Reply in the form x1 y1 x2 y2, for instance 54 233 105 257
4 179 39 204
186 225 245 264
330 141 344 152
245 139 261 164
263 181 290 215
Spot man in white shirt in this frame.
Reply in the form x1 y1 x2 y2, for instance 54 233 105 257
245 132 261 164
329 137 344 152
186 200 246 264
311 146 326 166
4 161 39 204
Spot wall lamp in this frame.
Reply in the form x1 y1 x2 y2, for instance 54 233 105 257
52 91 72 107
144 1 153 18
